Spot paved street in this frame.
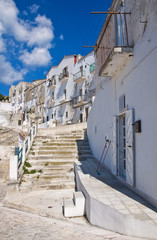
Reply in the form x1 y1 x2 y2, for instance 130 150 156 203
0 204 142 240
0 183 143 240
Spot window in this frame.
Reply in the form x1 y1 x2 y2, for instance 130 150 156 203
18 120 21 126
40 89 42 97
64 89 66 99
80 66 83 76
52 92 54 100
79 89 82 96
66 111 68 118
52 114 53 119
63 66 68 76
119 94 126 112
47 116 49 121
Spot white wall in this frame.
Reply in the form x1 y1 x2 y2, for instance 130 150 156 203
0 102 13 127
45 56 75 125
87 3 157 205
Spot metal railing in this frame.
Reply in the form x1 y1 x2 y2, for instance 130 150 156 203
18 147 23 169
73 71 86 81
59 72 69 81
90 63 95 72
29 129 32 141
97 13 130 74
25 139 28 154
33 126 35 135
73 94 88 105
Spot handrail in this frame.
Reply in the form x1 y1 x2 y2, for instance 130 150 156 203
18 147 23 169
73 70 86 81
25 139 28 154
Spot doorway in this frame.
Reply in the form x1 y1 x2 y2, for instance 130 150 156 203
80 113 83 123
85 107 88 121
118 114 126 180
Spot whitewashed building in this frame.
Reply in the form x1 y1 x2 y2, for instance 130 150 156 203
45 55 76 127
24 79 46 124
72 51 96 123
9 82 30 113
44 52 96 127
87 0 157 207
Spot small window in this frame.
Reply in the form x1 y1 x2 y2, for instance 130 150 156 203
66 111 68 118
64 89 66 99
52 114 53 119
47 116 49 121
18 120 21 126
52 92 54 100
79 89 82 96
119 94 125 112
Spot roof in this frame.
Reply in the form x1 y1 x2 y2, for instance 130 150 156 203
46 54 77 77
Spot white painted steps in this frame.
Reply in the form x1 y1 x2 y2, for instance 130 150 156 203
64 191 85 217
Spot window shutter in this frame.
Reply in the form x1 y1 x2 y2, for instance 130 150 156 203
111 116 117 175
125 109 135 186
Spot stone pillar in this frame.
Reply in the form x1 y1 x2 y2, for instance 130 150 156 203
9 156 18 181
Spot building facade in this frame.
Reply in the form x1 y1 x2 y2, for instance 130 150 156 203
24 79 46 124
9 81 30 113
44 52 96 127
87 0 157 207
72 51 96 124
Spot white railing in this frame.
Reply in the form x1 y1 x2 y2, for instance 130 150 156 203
9 123 37 182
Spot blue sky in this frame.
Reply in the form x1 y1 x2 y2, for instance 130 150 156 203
0 0 112 96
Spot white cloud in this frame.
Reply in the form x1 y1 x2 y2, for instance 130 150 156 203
0 0 54 81
0 22 5 52
29 4 40 14
23 10 28 16
35 15 52 27
19 48 52 67
59 34 64 40
0 55 26 84
0 0 54 47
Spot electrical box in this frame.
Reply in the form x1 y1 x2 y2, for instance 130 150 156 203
134 120 141 133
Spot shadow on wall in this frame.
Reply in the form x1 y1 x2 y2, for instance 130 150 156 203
75 132 157 212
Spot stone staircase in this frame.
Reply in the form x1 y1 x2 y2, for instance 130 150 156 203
20 125 93 191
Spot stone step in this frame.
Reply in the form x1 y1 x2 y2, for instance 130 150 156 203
64 191 85 217
33 140 76 147
35 137 84 141
28 159 75 166
77 146 90 150
23 173 74 182
28 154 78 160
37 139 78 143
29 150 78 155
32 146 78 151
78 155 94 161
20 181 75 191
78 150 92 155
32 182 75 191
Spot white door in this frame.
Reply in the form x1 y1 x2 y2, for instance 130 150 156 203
125 109 134 186
118 114 127 180
111 116 117 175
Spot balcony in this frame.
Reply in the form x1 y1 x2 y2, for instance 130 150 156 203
90 63 95 73
48 76 56 89
73 71 86 83
97 13 133 77
73 95 89 107
59 96 69 104
59 72 69 83
47 98 55 108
